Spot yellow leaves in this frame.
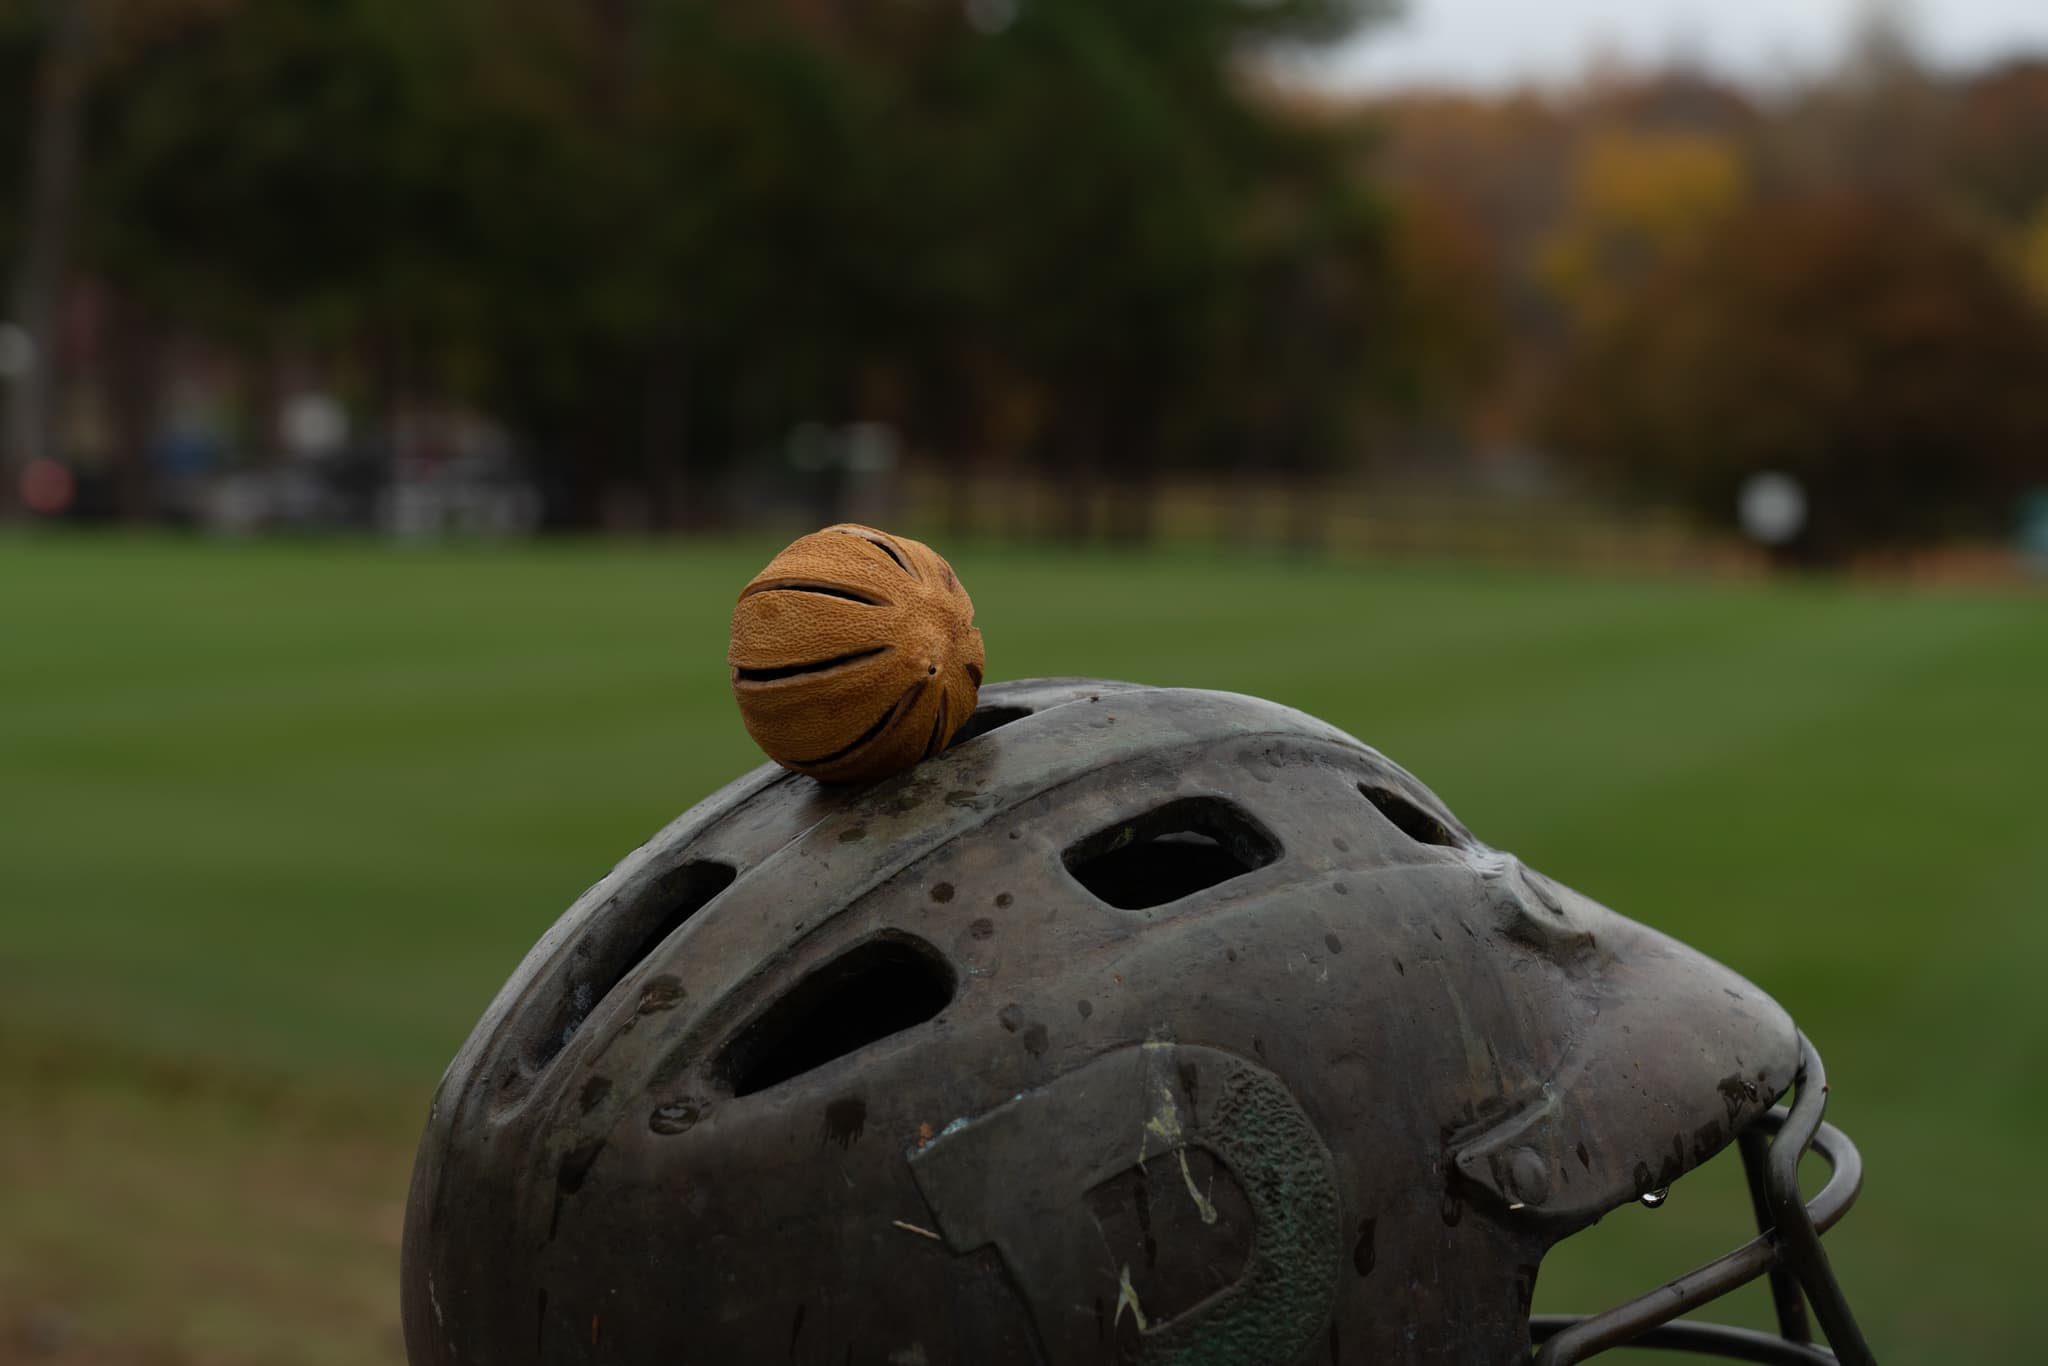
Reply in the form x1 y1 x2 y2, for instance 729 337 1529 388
1537 128 1750 330
2021 197 2048 309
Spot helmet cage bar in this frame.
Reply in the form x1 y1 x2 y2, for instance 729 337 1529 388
1530 1034 1876 1365
1535 1320 1851 1365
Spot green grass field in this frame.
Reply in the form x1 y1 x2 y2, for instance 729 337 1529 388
2 535 2042 1364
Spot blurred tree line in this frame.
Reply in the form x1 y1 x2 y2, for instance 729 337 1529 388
4 1 2047 561
2 0 1444 539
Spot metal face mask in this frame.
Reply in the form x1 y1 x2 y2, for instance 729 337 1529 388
402 678 1876 1365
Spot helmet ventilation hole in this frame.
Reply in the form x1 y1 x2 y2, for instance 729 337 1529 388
1064 798 1281 911
718 935 955 1098
522 858 737 1074
950 704 1030 744
1358 784 1460 849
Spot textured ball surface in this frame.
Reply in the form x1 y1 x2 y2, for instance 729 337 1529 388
730 524 985 785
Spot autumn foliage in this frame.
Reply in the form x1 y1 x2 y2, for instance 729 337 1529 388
1543 194 2048 562
1371 30 2048 561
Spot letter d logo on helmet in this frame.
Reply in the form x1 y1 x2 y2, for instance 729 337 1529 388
402 679 1877 1366
911 1040 1340 1362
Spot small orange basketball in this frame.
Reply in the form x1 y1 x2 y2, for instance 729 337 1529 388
729 524 985 784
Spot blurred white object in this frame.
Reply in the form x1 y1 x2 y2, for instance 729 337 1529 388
281 392 349 460
1737 470 1808 547
843 421 900 474
205 472 277 534
2019 489 2048 575
0 322 34 381
964 0 1018 36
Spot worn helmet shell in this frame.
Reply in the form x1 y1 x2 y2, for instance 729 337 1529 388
400 679 1858 1365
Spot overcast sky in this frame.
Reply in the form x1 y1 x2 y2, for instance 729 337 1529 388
1304 0 2048 91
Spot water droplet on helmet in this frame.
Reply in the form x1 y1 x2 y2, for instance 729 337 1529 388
1640 1187 1670 1209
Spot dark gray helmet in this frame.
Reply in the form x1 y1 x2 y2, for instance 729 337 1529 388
401 679 1875 1365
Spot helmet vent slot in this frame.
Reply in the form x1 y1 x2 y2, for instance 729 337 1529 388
524 858 737 1073
951 704 1031 744
1358 784 1459 849
1064 798 1281 911
719 935 955 1097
